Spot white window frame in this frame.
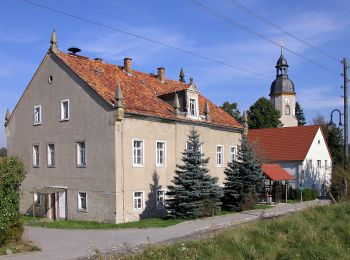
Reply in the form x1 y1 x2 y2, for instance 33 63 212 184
216 145 224 167
230 146 237 162
77 141 86 167
60 99 70 121
156 189 166 209
317 160 321 168
133 191 144 210
34 192 41 205
47 143 55 167
33 105 42 125
189 98 197 117
132 139 144 167
156 140 166 167
33 144 40 167
78 191 87 211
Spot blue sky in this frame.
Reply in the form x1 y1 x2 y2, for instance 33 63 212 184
1 0 350 147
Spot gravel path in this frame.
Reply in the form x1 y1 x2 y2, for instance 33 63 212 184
2 200 331 260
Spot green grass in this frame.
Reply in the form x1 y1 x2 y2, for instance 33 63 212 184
25 217 186 230
253 204 274 210
121 202 350 260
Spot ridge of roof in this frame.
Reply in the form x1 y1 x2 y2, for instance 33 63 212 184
53 50 242 130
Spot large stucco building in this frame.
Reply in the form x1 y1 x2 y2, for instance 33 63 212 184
5 32 243 223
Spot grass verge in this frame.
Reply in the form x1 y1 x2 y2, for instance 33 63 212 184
0 242 40 256
120 202 350 259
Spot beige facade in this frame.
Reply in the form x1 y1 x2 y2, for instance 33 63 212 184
272 94 298 127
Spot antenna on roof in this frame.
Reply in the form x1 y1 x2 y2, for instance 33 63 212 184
68 47 81 55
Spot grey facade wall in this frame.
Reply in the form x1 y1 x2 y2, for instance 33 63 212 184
6 53 116 222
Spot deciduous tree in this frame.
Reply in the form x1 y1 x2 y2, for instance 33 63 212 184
247 97 282 129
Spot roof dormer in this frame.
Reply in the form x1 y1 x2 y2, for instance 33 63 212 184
186 78 200 119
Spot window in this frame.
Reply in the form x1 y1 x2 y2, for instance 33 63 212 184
317 160 321 168
230 146 237 162
308 159 312 169
60 99 69 121
216 145 224 167
34 192 41 205
133 139 144 166
77 142 86 167
285 105 290 115
33 144 40 167
133 191 144 210
33 105 41 125
156 141 166 167
189 98 196 117
325 160 328 168
78 192 87 211
157 190 166 208
47 144 55 167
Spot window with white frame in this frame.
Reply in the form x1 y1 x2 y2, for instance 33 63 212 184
307 159 312 169
230 146 237 162
156 141 166 167
78 192 87 210
317 160 321 168
47 144 55 167
133 191 144 210
133 139 144 166
77 142 86 167
34 192 41 205
60 99 69 121
216 145 224 166
157 189 166 208
325 160 328 168
33 105 41 125
189 98 196 117
33 144 40 167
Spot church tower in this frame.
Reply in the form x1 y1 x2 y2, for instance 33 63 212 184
269 53 298 127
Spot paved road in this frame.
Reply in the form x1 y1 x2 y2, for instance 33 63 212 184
2 200 331 260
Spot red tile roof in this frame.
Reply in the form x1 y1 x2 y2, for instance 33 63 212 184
248 125 321 161
262 164 294 181
54 50 242 129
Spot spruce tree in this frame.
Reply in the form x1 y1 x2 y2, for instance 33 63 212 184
223 135 265 211
166 128 223 218
296 102 306 126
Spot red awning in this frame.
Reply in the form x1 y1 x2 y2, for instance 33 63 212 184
262 164 294 181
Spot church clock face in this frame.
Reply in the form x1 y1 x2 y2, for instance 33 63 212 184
284 98 290 104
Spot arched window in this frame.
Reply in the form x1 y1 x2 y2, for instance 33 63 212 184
285 105 290 115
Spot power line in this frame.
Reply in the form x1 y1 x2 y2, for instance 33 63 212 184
224 0 341 63
185 0 340 76
19 0 271 80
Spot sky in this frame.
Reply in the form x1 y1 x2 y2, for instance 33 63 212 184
1 0 350 147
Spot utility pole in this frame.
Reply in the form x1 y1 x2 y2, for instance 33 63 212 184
343 57 348 169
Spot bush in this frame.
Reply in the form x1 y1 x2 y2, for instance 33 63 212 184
330 164 350 201
288 187 317 201
0 157 25 246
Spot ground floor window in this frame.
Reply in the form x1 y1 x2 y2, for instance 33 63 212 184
133 191 144 210
157 189 166 208
34 192 41 205
78 192 87 211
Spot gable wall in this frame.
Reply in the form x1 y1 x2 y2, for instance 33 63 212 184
6 53 116 222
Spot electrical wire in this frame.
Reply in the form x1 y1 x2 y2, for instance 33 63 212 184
19 0 271 80
185 0 340 76
224 0 341 63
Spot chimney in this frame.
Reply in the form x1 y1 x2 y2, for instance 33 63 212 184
124 58 132 74
157 67 165 83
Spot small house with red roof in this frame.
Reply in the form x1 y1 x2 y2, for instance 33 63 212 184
248 125 332 196
5 32 243 223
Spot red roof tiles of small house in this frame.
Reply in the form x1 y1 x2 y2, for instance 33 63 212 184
248 125 320 161
262 164 294 181
54 50 242 129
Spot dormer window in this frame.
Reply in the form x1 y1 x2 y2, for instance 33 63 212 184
189 98 196 117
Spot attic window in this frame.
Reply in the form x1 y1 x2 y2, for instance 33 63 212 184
48 75 53 84
318 140 321 144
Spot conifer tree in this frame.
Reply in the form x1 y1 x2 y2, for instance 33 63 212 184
296 102 306 126
166 128 223 218
223 135 265 211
